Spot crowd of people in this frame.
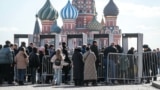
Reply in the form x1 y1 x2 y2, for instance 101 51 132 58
0 40 160 86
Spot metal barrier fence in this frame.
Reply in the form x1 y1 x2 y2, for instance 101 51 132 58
106 53 138 84
24 51 160 84
41 55 53 83
97 53 105 81
142 51 160 83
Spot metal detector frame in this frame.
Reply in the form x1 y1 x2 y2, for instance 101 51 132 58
40 34 61 50
14 34 33 46
94 34 115 47
67 33 87 49
122 33 143 83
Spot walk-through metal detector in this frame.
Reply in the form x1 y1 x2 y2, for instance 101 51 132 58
93 34 113 48
122 33 143 83
40 34 61 50
14 34 33 46
67 33 87 49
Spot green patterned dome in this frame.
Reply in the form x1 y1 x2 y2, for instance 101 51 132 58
38 0 58 20
87 16 102 31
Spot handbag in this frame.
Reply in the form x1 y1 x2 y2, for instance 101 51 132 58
55 58 61 66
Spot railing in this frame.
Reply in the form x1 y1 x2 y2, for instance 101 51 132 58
106 53 138 84
24 51 160 84
142 51 160 83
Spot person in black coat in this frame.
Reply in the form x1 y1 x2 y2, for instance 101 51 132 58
72 47 84 86
37 50 45 84
29 47 40 84
142 44 152 83
103 42 117 84
127 47 135 80
90 41 99 71
27 43 33 54
62 42 71 84
151 49 158 81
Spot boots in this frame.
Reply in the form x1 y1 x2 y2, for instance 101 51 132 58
18 81 24 85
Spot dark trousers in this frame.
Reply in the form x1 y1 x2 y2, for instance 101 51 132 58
0 64 12 84
63 70 70 83
31 68 37 84
74 79 83 86
9 65 14 82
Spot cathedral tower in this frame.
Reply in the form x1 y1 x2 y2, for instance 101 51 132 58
72 0 96 33
103 0 121 45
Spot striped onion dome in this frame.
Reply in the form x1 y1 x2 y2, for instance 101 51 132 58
87 16 102 31
38 0 58 20
50 21 61 34
61 0 78 19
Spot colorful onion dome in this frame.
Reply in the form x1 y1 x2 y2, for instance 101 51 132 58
38 0 58 20
87 15 102 31
104 0 119 16
50 21 61 34
61 0 78 19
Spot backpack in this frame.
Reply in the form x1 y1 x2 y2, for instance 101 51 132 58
54 58 61 66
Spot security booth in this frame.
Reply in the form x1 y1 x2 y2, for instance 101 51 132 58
40 34 61 50
122 33 143 83
67 33 87 50
93 34 114 48
14 34 33 46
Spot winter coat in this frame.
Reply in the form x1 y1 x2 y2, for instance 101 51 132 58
15 51 29 69
90 45 99 67
72 51 84 80
0 45 13 64
62 48 71 72
51 55 66 69
83 50 97 80
38 53 45 73
104 45 117 59
29 52 40 68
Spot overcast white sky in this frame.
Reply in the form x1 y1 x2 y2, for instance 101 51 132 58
0 0 160 49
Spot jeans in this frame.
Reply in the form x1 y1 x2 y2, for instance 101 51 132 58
31 68 37 84
18 69 26 82
53 68 62 85
103 59 116 82
14 66 18 81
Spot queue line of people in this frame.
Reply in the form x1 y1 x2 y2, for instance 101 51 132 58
0 40 160 86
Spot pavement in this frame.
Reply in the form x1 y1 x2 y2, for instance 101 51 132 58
0 84 159 90
152 81 160 89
